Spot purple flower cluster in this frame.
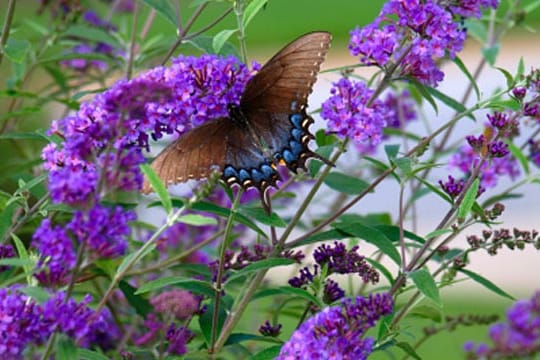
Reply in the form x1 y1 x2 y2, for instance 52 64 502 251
39 54 255 271
210 244 304 281
440 111 520 197
448 141 519 189
259 320 282 337
0 286 118 358
0 244 15 272
321 79 388 153
321 78 417 154
349 0 498 87
313 241 380 283
32 219 76 286
32 205 135 286
44 54 254 205
134 313 194 356
165 324 195 356
60 11 121 72
68 205 135 258
289 242 379 305
150 289 200 320
277 293 393 360
464 290 540 359
529 139 540 167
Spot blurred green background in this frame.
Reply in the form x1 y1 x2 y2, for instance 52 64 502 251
1 1 539 359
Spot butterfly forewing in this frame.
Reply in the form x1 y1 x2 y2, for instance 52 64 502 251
241 31 332 112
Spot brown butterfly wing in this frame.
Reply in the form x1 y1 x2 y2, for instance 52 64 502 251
143 32 332 199
241 31 332 113
142 120 228 194
240 32 332 173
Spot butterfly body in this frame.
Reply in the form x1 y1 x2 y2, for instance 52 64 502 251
143 32 332 207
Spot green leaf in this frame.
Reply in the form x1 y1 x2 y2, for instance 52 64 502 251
11 234 33 284
409 268 441 306
177 214 218 226
0 201 18 241
19 286 50 303
413 175 452 205
453 56 480 100
239 206 286 227
458 178 480 221
119 280 152 317
309 144 334 177
170 199 266 237
226 258 296 284
427 87 467 114
0 258 35 268
79 348 111 360
396 342 422 360
375 225 426 244
424 228 453 240
0 106 41 121
334 223 401 265
140 0 178 27
459 268 514 300
292 229 346 247
394 157 412 176
384 144 400 160
199 299 226 346
507 141 529 175
15 174 47 195
250 345 283 360
213 29 237 54
4 38 31 63
140 163 172 214
324 171 370 195
56 337 78 360
186 35 239 56
116 243 156 276
410 80 438 114
482 44 500 66
243 0 268 27
365 257 394 285
136 277 215 298
408 304 442 322
225 333 281 346
64 24 120 47
253 286 323 308
0 131 49 141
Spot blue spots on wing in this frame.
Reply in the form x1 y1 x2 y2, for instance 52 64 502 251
222 111 314 191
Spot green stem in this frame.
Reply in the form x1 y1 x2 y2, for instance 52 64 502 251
95 206 187 314
40 241 87 360
0 0 16 67
125 0 139 80
161 2 208 65
209 190 242 354
234 0 248 64
213 270 267 352
1 194 48 245
278 142 346 246
126 229 224 276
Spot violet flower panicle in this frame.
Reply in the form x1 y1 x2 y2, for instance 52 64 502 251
277 293 393 360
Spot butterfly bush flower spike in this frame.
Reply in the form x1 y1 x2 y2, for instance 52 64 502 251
277 293 393 360
464 290 540 359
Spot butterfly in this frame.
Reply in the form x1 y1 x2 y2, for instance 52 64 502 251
143 32 332 210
